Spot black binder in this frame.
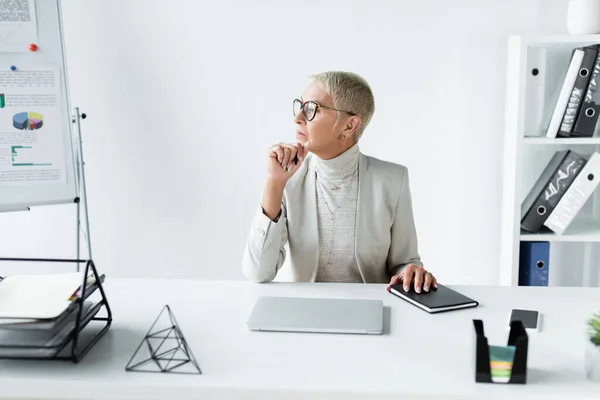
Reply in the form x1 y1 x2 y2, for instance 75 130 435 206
572 46 600 137
559 45 599 137
521 150 586 233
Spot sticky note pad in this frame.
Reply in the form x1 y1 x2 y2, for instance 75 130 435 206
489 345 515 383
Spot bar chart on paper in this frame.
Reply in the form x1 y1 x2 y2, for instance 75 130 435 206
11 145 51 167
12 112 43 131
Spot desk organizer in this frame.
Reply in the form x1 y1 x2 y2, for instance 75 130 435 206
0 257 112 363
473 319 528 383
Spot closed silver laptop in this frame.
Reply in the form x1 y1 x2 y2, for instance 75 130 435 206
246 296 383 335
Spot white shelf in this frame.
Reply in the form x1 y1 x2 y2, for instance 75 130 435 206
524 137 600 145
516 34 600 46
520 219 600 242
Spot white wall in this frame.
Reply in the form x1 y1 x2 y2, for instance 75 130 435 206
0 0 572 284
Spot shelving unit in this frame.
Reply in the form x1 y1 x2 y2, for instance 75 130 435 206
500 34 600 287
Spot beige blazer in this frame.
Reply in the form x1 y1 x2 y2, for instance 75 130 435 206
242 151 423 283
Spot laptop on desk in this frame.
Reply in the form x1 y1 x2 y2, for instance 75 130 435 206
246 296 383 335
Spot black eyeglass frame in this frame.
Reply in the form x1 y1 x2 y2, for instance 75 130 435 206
293 98 356 121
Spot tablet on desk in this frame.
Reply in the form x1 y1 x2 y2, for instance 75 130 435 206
246 296 383 335
388 283 479 313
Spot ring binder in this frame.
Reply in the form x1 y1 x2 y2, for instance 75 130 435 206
473 319 529 384
0 257 112 363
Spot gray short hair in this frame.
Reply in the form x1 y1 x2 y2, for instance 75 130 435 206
308 71 375 141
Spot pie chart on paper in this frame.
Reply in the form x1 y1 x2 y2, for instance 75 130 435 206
13 112 44 130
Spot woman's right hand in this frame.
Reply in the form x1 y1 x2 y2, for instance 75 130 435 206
261 141 310 221
266 141 310 183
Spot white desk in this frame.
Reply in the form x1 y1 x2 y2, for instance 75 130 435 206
0 279 599 399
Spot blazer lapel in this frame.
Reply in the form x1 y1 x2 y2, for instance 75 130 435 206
355 153 371 282
299 156 319 281
304 163 319 282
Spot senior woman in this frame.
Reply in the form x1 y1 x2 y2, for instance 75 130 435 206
242 71 437 293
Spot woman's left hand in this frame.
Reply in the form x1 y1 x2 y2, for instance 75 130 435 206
386 264 437 293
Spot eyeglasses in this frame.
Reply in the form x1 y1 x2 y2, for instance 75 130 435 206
293 98 356 121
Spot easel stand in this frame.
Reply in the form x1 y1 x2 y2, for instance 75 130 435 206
0 108 112 363
473 319 529 384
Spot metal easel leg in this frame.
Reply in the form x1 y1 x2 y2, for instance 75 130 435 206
67 107 113 363
72 107 92 272
76 194 80 272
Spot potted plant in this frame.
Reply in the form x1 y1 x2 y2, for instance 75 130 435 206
585 312 600 381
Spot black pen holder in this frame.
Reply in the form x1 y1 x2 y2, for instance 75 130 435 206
473 319 528 384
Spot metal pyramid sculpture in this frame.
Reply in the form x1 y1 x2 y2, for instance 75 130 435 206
125 305 201 374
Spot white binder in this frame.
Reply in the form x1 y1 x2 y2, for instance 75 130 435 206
545 49 584 138
544 152 600 234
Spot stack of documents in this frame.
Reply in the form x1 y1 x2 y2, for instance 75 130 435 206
0 272 103 358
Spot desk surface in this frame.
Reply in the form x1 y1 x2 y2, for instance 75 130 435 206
0 279 599 400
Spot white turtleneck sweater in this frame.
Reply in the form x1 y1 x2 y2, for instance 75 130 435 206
314 144 363 283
